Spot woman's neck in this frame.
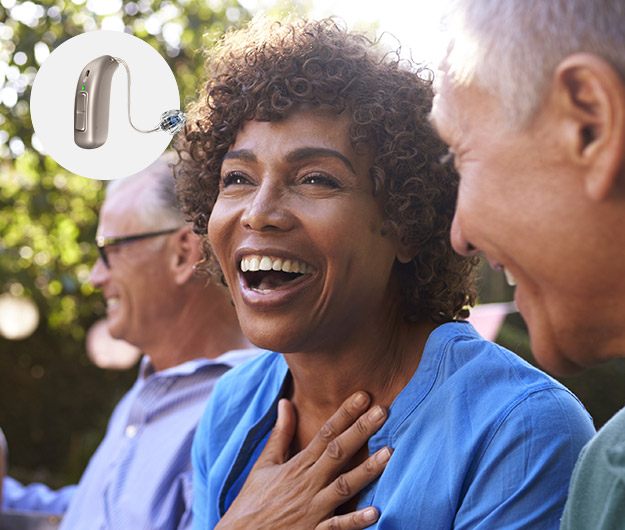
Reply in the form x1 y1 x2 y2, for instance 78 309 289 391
285 316 439 451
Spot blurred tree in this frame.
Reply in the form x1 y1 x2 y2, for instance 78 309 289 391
0 0 259 486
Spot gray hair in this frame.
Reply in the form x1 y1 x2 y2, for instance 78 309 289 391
441 0 625 126
105 152 185 229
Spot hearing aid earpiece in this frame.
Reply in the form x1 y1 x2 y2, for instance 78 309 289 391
156 109 186 135
73 55 186 149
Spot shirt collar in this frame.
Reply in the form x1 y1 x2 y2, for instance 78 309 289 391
138 348 261 380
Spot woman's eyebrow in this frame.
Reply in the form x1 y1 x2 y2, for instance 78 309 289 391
286 147 356 174
223 149 256 162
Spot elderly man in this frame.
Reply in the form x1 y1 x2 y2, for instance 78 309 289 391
2 154 256 529
429 1 625 528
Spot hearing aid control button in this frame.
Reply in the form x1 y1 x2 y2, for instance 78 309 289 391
76 92 87 112
75 112 86 131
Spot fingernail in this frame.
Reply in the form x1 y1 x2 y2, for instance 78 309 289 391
362 508 378 522
375 447 392 464
368 406 385 422
352 391 368 408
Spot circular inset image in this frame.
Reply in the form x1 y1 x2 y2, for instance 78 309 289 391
31 31 184 180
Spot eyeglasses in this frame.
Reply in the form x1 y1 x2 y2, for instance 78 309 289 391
95 228 180 268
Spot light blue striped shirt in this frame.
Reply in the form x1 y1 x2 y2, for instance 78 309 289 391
3 349 259 530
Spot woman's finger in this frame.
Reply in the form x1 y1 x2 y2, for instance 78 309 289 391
316 446 392 511
254 399 297 466
315 507 380 530
305 391 372 460
313 404 388 478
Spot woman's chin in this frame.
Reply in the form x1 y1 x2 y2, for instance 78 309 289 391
243 324 305 354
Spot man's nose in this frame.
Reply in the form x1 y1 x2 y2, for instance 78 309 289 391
89 255 109 287
450 213 479 257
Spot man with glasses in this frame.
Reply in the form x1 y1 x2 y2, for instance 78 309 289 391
2 154 256 529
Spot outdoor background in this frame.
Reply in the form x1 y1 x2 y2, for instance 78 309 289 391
1 0 624 490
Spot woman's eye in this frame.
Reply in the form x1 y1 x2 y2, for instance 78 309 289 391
302 173 340 188
222 172 250 187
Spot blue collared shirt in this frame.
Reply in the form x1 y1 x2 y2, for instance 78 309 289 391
192 322 596 529
3 349 259 530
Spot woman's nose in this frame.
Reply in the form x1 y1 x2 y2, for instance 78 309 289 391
240 182 295 232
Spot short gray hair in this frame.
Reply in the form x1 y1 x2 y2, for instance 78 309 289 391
106 152 185 229
441 0 625 126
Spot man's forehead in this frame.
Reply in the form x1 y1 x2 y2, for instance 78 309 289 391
97 184 148 236
429 76 464 142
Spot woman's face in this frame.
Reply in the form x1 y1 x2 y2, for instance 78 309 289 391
208 109 403 353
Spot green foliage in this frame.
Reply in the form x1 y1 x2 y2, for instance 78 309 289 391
0 0 255 485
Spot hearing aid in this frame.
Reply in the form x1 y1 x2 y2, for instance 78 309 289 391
74 55 119 149
74 55 186 149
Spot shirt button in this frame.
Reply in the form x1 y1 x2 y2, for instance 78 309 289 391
125 425 137 438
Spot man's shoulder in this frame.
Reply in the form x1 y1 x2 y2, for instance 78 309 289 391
212 348 263 369
561 407 625 529
578 406 625 469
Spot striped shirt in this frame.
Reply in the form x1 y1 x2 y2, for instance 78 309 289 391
57 349 258 530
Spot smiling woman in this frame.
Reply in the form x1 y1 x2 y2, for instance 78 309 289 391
175 17 595 530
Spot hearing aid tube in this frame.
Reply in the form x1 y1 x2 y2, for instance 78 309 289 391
74 55 119 149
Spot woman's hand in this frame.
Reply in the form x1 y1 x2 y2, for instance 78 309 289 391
215 391 391 530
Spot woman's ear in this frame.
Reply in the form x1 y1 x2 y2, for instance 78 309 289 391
553 53 625 201
170 226 203 285
396 243 414 264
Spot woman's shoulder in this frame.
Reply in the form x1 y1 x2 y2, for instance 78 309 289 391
434 321 570 390
204 351 287 421
194 351 286 457
428 322 592 423
212 350 285 400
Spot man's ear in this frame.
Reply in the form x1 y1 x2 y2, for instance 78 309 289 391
170 225 203 285
553 53 625 201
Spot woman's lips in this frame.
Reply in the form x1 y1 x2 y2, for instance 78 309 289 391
236 253 316 308
240 254 314 274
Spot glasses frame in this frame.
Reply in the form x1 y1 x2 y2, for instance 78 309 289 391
96 228 180 268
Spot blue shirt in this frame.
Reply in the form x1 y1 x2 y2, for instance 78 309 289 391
3 349 259 530
192 322 596 529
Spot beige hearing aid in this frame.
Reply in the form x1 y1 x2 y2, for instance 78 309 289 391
74 55 119 149
73 55 186 149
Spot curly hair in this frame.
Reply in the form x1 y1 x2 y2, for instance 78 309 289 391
176 17 477 322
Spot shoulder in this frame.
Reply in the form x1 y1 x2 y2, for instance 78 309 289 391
561 407 625 529
435 321 589 407
425 322 594 448
211 350 285 399
570 406 625 480
194 351 285 442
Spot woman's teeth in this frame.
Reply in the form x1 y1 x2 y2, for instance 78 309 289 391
240 255 313 274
